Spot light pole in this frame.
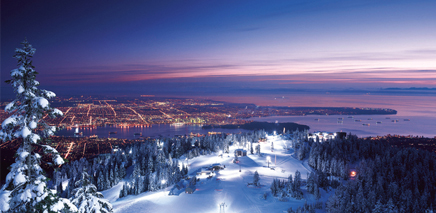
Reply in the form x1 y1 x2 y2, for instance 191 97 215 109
161 179 166 189
219 202 227 213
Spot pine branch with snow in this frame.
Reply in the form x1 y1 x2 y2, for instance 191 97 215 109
0 39 75 213
70 171 113 213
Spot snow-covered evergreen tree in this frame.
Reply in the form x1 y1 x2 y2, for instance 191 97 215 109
132 163 141 179
256 144 261 156
314 183 321 200
253 171 260 186
0 39 77 213
70 170 113 213
306 172 315 194
97 171 105 191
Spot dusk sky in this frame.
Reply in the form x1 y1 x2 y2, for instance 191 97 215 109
1 0 436 100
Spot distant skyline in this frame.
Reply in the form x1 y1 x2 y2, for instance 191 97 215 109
2 0 436 100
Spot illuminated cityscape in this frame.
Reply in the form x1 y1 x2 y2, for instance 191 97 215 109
1 0 436 212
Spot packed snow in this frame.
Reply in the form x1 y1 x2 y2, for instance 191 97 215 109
103 135 328 213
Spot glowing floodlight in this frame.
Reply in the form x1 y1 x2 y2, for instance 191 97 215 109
350 171 357 177
161 179 166 184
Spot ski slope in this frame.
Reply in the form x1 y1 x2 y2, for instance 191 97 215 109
103 135 330 213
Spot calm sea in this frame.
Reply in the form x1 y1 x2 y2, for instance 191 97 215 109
206 94 436 138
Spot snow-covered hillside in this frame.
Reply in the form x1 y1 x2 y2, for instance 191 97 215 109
103 135 330 213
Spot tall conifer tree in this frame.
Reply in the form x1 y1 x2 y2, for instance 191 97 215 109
0 39 76 212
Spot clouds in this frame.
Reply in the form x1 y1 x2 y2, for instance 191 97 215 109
35 45 436 89
1 0 436 98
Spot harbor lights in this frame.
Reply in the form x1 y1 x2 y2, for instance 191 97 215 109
266 156 271 168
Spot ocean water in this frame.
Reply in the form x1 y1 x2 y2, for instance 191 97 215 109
209 94 436 138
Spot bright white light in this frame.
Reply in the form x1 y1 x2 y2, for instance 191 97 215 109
273 131 276 135
266 156 271 163
161 179 166 184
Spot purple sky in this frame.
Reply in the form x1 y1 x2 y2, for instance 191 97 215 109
1 0 436 100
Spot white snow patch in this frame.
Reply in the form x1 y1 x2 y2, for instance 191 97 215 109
11 69 23 77
50 200 65 212
21 126 31 138
19 151 29 161
17 85 25 94
5 101 15 112
36 183 45 196
29 121 37 129
2 117 17 128
60 199 78 212
45 90 56 98
30 134 41 143
37 98 49 108
53 108 63 116
47 126 57 136
14 172 26 186
54 155 64 165
0 190 11 211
